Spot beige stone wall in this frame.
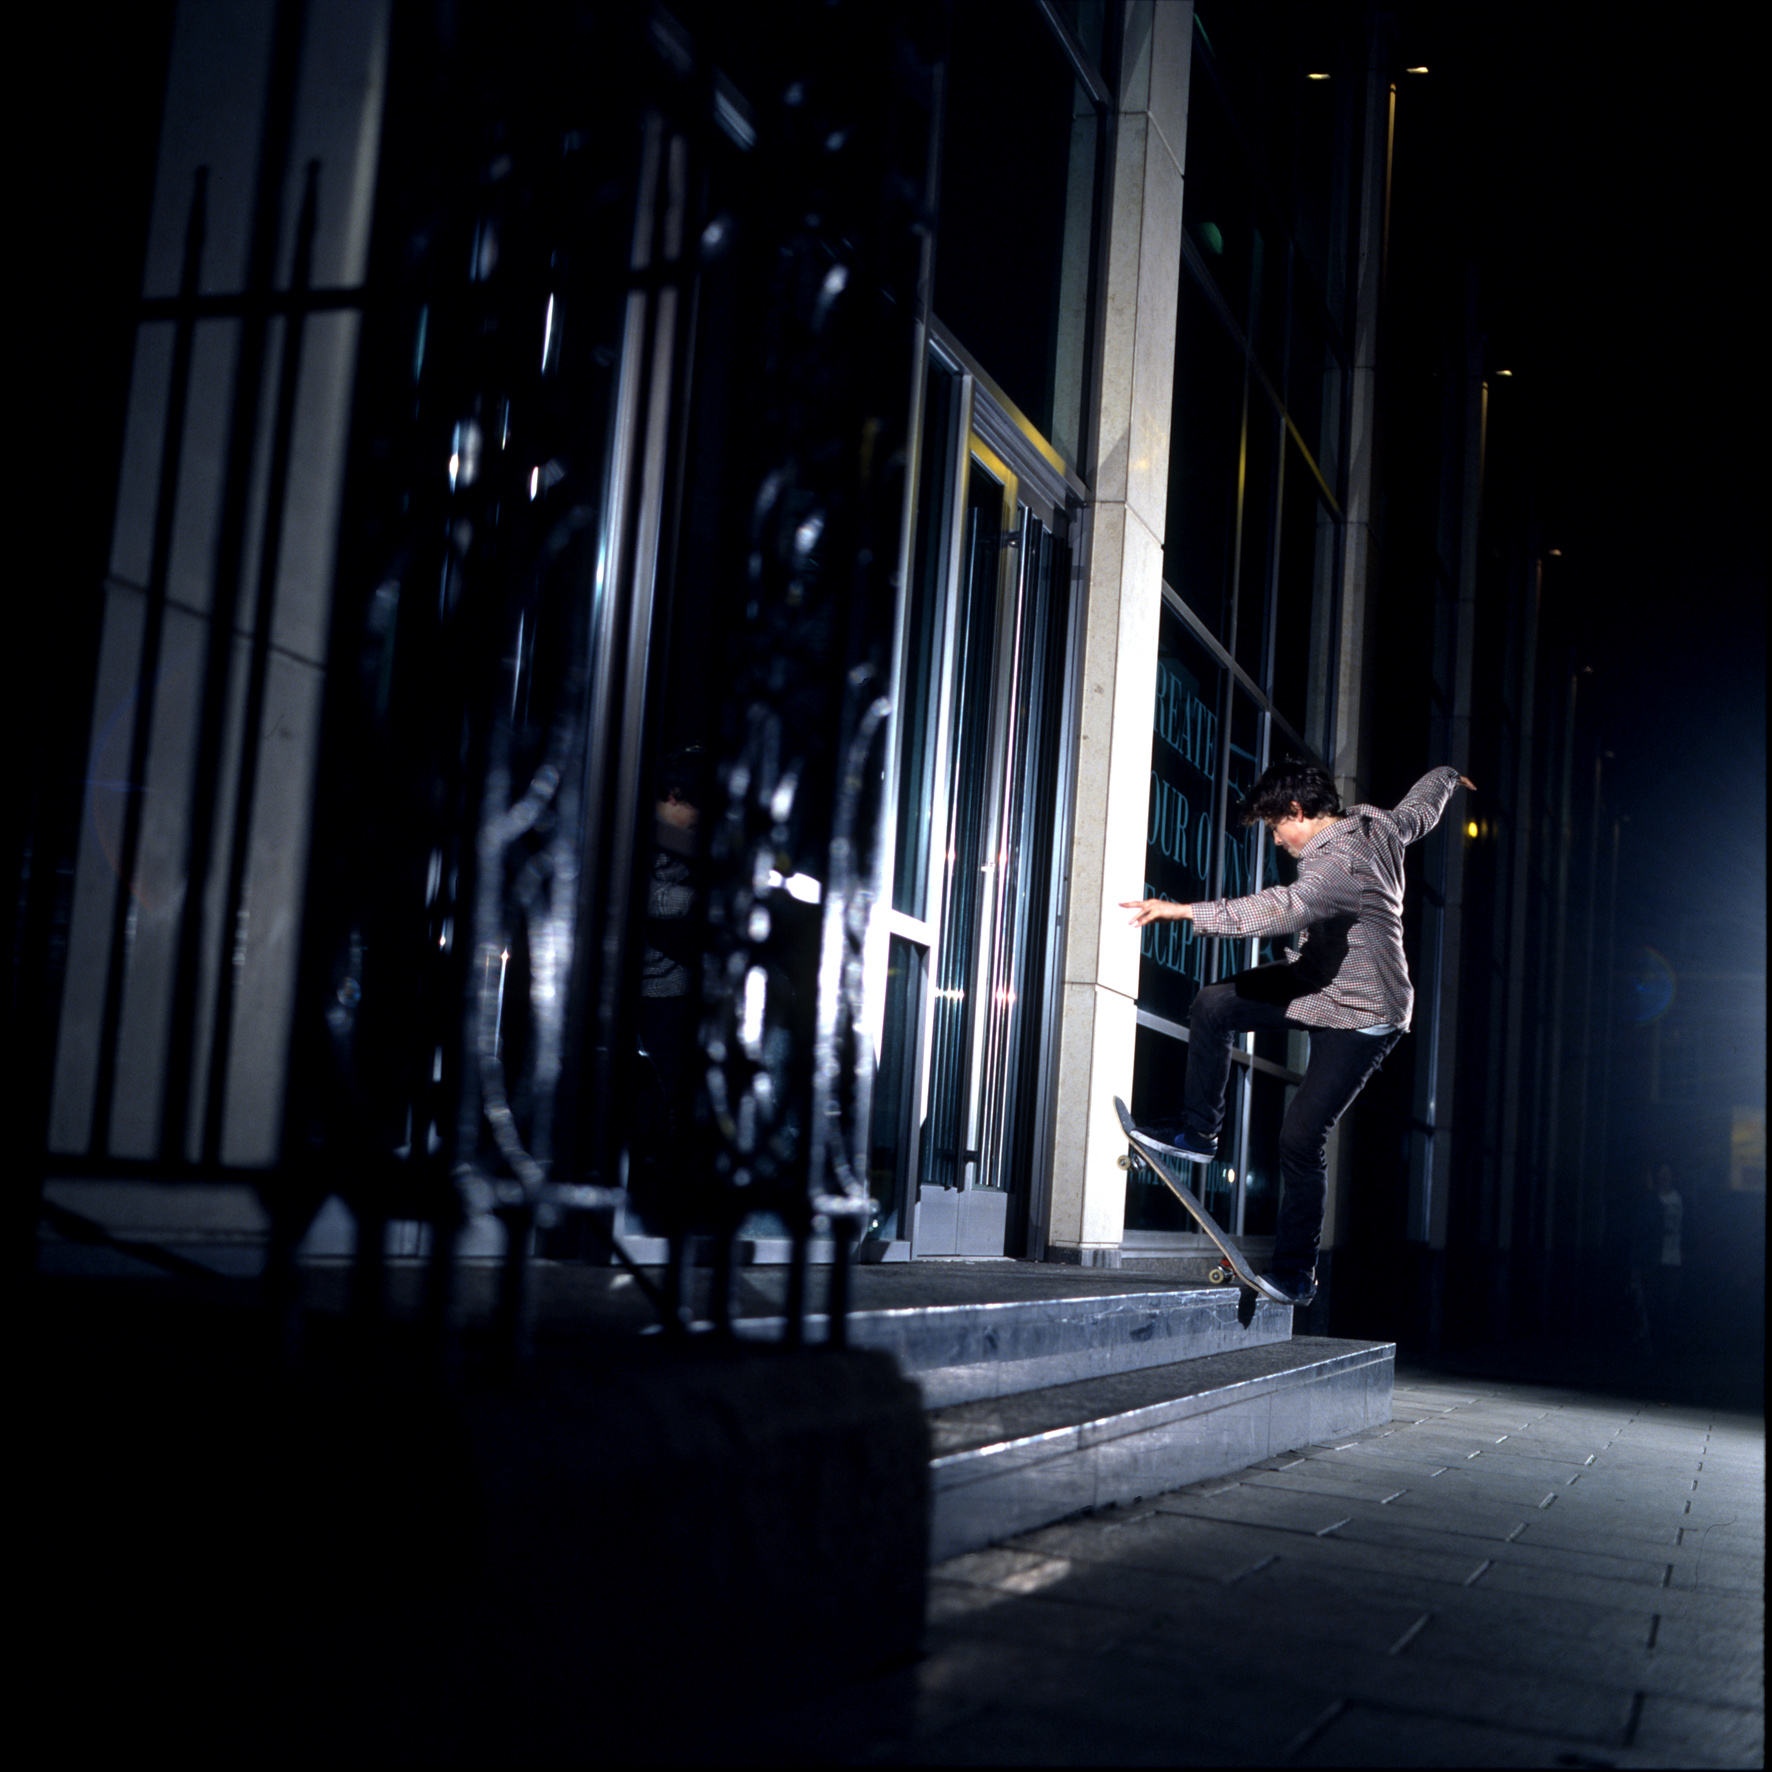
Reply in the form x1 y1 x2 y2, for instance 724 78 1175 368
1045 1 1192 1262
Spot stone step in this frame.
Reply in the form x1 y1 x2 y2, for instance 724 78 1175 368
927 1335 1395 1561
732 1284 1296 1407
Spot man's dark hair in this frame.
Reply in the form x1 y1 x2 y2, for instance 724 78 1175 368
1239 759 1343 827
657 743 710 808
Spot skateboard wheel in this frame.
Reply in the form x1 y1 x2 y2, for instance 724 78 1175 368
1117 1153 1132 1170
1209 1265 1228 1284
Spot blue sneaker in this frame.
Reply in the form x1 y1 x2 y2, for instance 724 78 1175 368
1165 1130 1217 1164
1260 1269 1317 1306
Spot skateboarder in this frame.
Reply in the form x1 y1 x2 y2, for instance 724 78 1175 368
1121 761 1475 1306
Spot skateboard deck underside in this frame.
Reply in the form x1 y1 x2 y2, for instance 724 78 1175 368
1113 1097 1286 1304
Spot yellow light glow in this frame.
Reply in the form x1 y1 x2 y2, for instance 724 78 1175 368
1466 821 1480 839
1405 65 1429 74
1494 368 1513 377
1307 71 1331 80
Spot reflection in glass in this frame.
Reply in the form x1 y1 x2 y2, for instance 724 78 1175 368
1139 603 1224 1027
893 356 961 918
922 462 1002 1191
976 513 1069 1199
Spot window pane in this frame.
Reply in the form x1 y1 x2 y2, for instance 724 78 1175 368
1286 291 1327 482
936 6 1100 462
1249 225 1285 392
866 935 927 1241
893 356 960 917
1241 1069 1290 1237
1290 13 1354 330
1126 1028 1242 1232
1163 270 1242 642
921 460 1004 1191
1049 0 1106 67
1272 436 1336 749
1181 55 1253 332
1139 604 1223 1025
1234 395 1279 684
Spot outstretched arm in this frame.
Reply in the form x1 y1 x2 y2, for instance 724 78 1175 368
1122 897 1193 928
1389 765 1468 844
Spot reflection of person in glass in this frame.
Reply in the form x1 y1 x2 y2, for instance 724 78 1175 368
1121 760 1475 1306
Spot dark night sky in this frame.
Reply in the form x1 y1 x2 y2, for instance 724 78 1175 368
1447 7 1765 950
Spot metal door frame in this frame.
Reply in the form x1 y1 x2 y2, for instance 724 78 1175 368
879 323 1085 1257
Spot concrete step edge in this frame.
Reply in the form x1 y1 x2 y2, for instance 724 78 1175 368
930 1337 1396 1480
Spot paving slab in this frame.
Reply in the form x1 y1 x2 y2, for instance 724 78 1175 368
1404 1610 1766 1711
1633 1691 1766 1768
870 1369 1766 1768
1288 1697 1672 1769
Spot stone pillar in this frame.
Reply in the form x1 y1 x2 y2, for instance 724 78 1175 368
1321 27 1393 1262
1045 1 1190 1264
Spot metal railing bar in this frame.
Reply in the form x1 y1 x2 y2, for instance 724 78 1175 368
89 168 207 1159
136 285 367 320
200 161 320 1166
159 0 309 1165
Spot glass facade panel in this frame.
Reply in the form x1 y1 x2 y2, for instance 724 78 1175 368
1272 435 1336 747
981 513 1070 1206
866 934 927 1241
1138 4 1351 1251
1163 272 1242 642
1235 396 1279 682
922 458 1005 1191
1290 18 1353 329
1049 0 1106 66
893 356 961 918
1126 1031 1242 1233
1181 59 1253 331
935 4 1100 465
1286 289 1327 482
1138 602 1224 1026
1223 688 1265 908
1249 226 1286 392
1241 1069 1290 1237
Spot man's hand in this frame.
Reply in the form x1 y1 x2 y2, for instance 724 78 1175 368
1122 898 1193 928
1457 774 1476 791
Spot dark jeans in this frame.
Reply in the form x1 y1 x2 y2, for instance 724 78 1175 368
1183 967 1401 1276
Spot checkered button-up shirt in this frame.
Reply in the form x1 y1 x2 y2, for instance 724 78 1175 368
1189 766 1462 1032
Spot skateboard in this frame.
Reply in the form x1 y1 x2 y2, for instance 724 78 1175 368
1113 1097 1290 1305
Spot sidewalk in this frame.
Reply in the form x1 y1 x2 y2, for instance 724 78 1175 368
738 1366 1765 1767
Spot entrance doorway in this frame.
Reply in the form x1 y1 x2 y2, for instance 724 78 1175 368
883 343 1079 1257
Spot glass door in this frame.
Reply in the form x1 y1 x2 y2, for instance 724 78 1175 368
911 412 1072 1255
